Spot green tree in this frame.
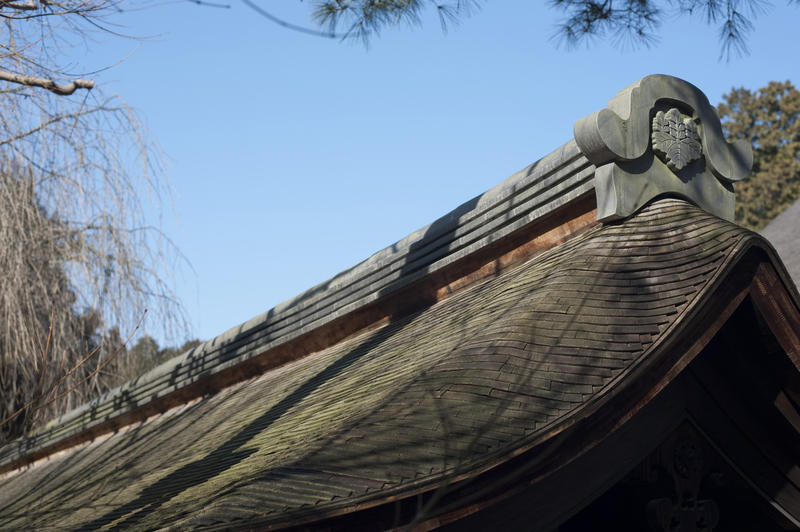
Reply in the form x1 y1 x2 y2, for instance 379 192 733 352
155 339 203 366
123 336 161 381
119 336 202 382
548 0 799 59
718 81 800 230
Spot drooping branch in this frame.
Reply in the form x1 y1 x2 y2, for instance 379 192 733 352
0 0 188 444
0 69 93 95
0 105 112 146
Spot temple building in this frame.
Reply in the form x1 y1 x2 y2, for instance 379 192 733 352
1 75 799 531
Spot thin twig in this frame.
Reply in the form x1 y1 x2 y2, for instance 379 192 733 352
242 0 340 38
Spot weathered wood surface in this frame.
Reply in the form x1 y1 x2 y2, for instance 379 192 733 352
0 199 783 531
0 141 596 473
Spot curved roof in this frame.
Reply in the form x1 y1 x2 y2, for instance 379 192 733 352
0 198 769 530
0 139 596 472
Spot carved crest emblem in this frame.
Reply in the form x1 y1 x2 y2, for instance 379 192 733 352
651 108 702 171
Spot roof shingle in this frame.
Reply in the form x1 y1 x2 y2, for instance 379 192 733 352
0 198 759 530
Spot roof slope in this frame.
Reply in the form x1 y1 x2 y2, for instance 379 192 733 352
0 199 761 530
0 140 596 472
761 196 800 286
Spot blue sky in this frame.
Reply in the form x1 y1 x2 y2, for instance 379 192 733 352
76 1 799 345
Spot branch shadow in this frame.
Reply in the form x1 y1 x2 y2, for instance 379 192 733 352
73 197 482 530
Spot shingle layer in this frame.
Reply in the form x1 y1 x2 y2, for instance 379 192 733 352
0 141 595 470
0 199 756 530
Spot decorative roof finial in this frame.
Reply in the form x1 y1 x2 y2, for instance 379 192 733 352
574 75 753 222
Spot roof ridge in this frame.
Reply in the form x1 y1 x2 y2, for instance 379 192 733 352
0 140 597 472
0 75 761 482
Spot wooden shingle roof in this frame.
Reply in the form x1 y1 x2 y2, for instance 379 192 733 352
2 74 799 530
0 198 773 530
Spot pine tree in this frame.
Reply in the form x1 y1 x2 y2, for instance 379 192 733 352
718 81 800 230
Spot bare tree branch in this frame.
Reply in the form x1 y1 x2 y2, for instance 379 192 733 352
0 1 37 11
0 1 189 442
0 68 93 94
0 105 110 146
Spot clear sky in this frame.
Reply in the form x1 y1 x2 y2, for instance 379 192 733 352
75 1 799 345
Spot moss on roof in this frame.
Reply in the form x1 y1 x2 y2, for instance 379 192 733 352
0 199 758 530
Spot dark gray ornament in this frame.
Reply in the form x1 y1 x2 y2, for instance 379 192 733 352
574 74 753 222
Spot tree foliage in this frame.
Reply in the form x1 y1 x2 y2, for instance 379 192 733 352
549 0 800 59
718 81 800 230
0 2 187 441
124 336 202 381
303 1 799 59
311 0 481 42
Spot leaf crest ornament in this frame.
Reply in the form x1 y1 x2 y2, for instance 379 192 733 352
651 108 702 171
